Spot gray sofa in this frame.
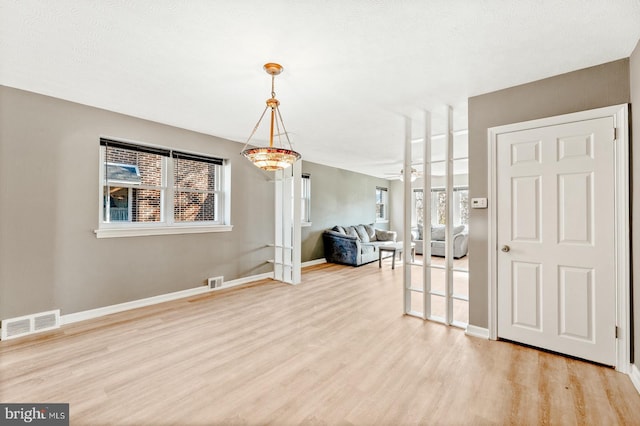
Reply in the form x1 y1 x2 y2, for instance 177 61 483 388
323 224 397 266
411 224 468 258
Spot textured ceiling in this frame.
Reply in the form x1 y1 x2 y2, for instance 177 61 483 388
1 0 639 178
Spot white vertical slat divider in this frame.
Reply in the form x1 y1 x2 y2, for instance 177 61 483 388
423 110 432 320
403 116 413 314
445 106 454 325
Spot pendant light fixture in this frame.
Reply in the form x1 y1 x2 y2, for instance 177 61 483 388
241 63 301 171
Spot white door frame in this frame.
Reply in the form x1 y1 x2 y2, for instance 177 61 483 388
487 104 630 372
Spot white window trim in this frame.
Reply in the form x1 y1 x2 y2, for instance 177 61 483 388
95 224 233 238
96 141 232 238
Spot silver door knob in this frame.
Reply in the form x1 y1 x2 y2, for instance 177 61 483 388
501 245 510 253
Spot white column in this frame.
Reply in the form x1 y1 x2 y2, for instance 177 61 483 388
291 160 302 284
274 168 284 282
273 161 302 285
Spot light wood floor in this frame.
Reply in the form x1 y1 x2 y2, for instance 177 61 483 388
408 255 469 323
1 262 639 425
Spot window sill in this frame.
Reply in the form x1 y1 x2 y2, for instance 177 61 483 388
94 224 233 238
301 222 312 228
375 219 389 224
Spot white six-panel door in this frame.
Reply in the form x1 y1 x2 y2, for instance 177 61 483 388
497 117 616 365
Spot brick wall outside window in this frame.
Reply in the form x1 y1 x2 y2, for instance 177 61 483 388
174 157 216 222
105 147 162 222
104 146 219 223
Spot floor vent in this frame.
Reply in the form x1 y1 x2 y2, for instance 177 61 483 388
208 276 224 289
1 309 60 340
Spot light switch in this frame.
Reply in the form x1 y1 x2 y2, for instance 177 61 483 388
471 198 487 209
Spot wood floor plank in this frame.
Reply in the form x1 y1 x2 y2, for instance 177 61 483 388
1 261 639 425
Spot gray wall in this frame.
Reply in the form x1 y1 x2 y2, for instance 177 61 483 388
467 58 630 328
630 39 640 366
301 161 391 262
0 86 275 319
389 179 403 235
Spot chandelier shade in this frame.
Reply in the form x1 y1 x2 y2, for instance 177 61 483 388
241 147 301 171
241 63 301 171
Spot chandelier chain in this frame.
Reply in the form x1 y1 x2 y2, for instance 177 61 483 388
276 106 294 150
271 74 276 99
274 107 282 147
241 105 269 151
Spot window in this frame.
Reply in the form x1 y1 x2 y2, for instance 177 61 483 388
413 187 469 227
431 187 469 226
413 188 424 227
103 163 141 222
173 152 220 223
97 138 230 237
301 173 311 224
375 186 388 222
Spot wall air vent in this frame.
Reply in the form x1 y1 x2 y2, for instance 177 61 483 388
208 276 224 289
1 309 60 340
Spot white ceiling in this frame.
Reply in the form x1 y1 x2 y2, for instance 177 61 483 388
1 1 639 178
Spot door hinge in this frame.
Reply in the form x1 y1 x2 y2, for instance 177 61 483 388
615 325 619 339
613 128 617 141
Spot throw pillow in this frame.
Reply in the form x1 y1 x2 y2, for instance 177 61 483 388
355 225 370 242
333 225 346 235
375 229 396 241
344 226 359 239
431 225 445 241
429 224 465 240
364 224 377 241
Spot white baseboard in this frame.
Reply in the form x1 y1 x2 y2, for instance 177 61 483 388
465 324 490 339
61 271 274 326
630 364 640 395
220 272 274 289
302 258 327 268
